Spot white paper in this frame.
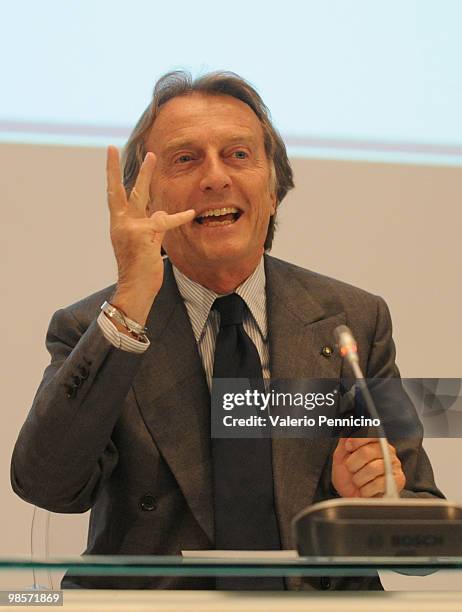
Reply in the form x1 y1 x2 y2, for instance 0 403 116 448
181 550 298 559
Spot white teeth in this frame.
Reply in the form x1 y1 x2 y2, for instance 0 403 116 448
198 207 239 219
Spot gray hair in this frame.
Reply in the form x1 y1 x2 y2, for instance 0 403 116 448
122 70 294 250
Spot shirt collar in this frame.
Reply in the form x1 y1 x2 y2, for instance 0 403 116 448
172 258 267 342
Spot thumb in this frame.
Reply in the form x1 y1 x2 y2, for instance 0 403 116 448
332 437 350 465
150 209 195 232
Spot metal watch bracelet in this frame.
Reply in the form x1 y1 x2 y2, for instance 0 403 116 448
100 301 149 342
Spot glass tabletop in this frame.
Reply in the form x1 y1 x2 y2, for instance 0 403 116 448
1 555 462 577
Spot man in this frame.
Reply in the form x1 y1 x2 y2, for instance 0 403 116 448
11 71 442 591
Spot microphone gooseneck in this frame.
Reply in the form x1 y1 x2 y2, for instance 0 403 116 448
334 325 399 499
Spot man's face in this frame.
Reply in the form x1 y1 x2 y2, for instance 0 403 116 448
145 93 276 272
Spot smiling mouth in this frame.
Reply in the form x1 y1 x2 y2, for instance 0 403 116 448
195 207 242 227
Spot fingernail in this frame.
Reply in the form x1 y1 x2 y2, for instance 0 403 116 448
345 440 353 451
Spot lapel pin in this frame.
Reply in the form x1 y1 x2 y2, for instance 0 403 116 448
321 345 334 358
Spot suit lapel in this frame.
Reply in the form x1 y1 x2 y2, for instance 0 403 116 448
265 256 345 548
131 255 347 548
132 259 214 543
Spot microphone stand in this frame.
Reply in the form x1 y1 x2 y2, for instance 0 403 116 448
292 325 462 556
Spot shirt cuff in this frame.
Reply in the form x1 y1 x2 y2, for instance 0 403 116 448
97 311 150 354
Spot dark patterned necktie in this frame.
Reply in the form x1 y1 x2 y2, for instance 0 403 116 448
211 293 284 590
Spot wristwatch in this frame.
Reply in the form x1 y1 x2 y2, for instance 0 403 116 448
100 301 149 343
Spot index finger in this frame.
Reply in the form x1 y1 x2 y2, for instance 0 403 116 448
129 152 157 212
345 437 379 452
106 146 127 215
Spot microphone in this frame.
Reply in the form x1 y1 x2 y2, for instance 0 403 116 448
334 325 359 365
333 325 398 498
292 325 462 557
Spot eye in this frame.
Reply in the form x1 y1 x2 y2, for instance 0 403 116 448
231 150 249 159
175 154 194 164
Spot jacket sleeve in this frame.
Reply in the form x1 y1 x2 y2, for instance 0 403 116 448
11 307 145 513
364 295 444 500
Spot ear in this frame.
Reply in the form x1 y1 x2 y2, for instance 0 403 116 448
268 163 277 215
269 191 277 216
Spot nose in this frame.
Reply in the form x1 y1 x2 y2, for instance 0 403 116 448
199 154 231 192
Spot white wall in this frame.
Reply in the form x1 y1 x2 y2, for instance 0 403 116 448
1 143 461 589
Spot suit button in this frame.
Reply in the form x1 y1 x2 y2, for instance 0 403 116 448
65 383 78 399
78 365 89 380
72 375 82 387
320 576 331 590
139 494 157 512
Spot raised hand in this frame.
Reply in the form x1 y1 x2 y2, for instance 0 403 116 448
106 146 195 325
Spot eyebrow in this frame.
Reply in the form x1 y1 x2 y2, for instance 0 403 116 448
162 133 258 156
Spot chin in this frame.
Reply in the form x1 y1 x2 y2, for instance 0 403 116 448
200 242 254 265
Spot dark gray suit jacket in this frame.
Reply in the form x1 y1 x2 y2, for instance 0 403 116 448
11 255 443 590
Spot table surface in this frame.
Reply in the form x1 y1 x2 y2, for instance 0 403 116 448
3 554 462 574
10 590 462 612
